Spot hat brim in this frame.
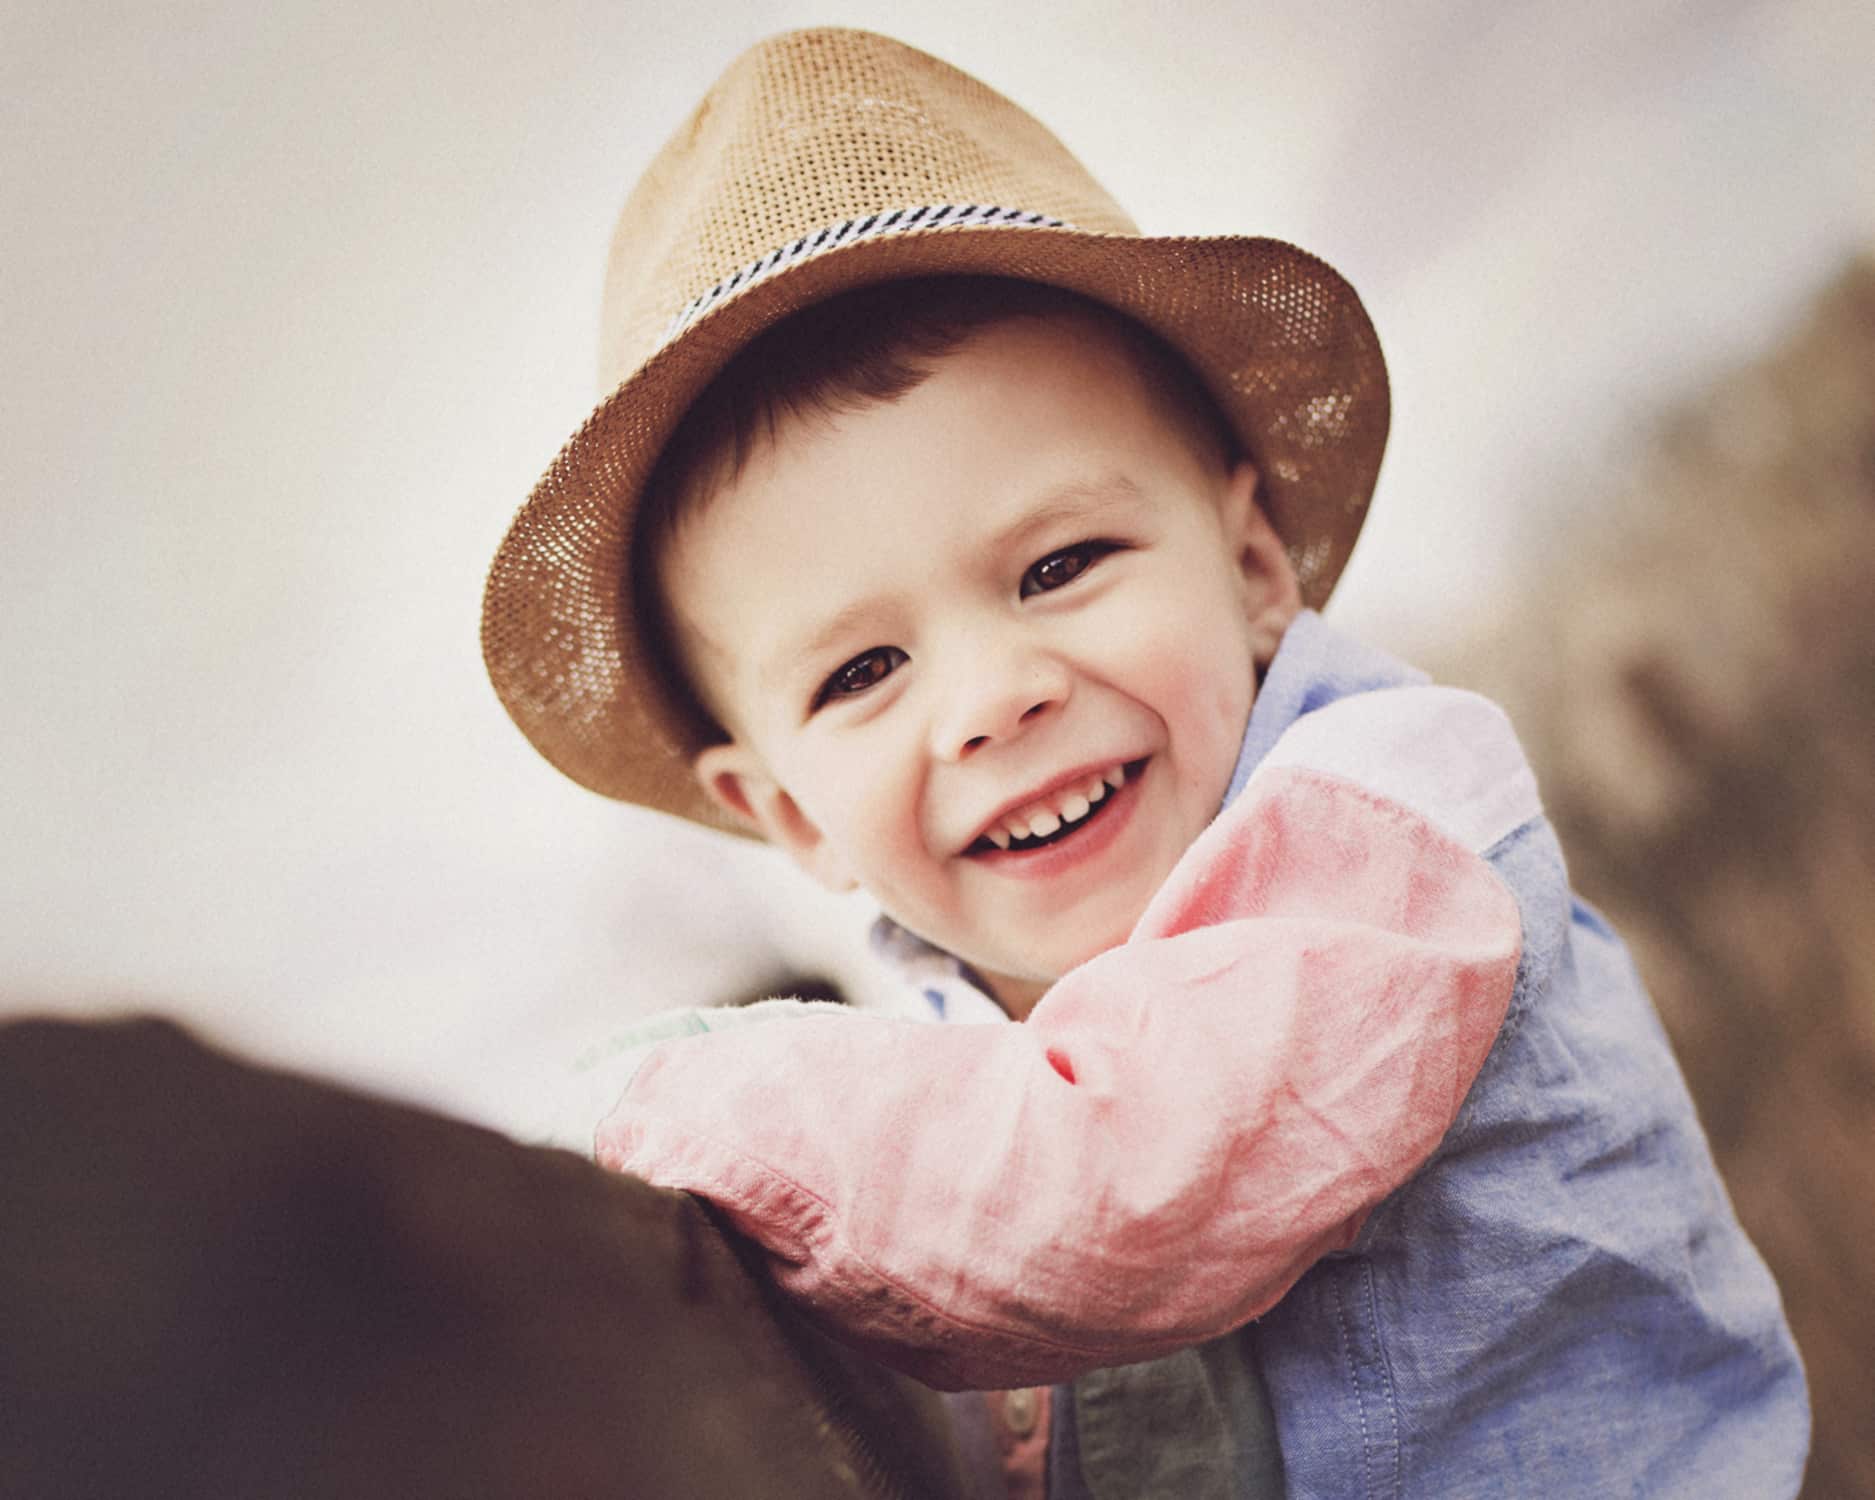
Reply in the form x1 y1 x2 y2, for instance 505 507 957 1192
482 223 1388 833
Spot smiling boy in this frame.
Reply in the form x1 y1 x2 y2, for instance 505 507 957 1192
483 28 1809 1497
662 292 1292 1016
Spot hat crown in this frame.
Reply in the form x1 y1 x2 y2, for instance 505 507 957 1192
599 28 1137 391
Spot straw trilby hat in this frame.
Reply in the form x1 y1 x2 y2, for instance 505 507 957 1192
482 26 1389 833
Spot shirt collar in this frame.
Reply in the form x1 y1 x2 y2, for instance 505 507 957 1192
869 917 1011 1024
1221 608 1426 809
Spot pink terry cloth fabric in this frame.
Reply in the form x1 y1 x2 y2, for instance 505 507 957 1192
598 763 1522 1391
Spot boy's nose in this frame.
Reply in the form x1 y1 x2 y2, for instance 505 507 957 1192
932 649 1070 762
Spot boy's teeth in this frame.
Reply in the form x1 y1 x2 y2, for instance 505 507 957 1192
986 764 1132 847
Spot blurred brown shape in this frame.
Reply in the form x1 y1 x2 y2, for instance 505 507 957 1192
1452 256 1875 1499
0 1015 971 1500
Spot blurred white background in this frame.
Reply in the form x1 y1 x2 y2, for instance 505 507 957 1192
4 0 1869 1131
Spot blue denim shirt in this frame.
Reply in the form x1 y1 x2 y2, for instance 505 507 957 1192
900 612 1809 1498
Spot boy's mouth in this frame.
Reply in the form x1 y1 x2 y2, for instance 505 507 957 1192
964 759 1147 856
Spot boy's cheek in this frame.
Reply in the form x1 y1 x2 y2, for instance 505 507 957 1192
1135 643 1254 762
791 758 926 879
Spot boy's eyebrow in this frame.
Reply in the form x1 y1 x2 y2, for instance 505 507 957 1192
788 597 896 671
773 473 1150 678
989 472 1147 553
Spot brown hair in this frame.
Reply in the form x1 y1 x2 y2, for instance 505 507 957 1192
632 275 1239 743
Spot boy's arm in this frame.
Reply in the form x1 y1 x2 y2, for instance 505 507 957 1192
598 688 1540 1390
525 999 851 1152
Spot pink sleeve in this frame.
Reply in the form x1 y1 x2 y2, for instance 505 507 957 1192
598 695 1528 1390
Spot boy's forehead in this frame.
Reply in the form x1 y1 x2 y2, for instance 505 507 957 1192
699 306 1196 518
660 307 1226 709
677 320 1158 553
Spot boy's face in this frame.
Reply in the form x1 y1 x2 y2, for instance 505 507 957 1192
668 309 1300 1015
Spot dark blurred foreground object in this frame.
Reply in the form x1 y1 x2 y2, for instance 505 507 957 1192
1452 255 1875 1500
0 1015 971 1500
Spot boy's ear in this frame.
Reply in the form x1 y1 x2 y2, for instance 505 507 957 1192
692 742 858 893
1218 459 1303 669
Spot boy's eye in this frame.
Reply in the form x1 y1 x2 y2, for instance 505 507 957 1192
1021 540 1120 598
813 646 908 709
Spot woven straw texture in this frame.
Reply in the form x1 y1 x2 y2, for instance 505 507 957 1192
483 27 1390 831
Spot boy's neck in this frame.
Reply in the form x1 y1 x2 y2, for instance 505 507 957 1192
984 972 1049 1022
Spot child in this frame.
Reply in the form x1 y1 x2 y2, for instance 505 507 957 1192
481 27 1809 1497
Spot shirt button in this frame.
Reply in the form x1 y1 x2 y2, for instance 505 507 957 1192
1003 1387 1040 1438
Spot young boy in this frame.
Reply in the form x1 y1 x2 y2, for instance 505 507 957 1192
482 27 1809 1497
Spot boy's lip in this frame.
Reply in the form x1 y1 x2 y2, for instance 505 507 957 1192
958 756 1148 856
964 758 1147 876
